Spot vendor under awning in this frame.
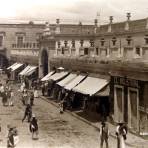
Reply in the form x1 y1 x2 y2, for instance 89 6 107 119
72 76 109 96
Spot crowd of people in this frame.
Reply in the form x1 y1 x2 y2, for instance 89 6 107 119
0 74 39 148
0 71 128 148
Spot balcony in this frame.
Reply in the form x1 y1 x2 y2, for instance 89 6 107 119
12 42 39 49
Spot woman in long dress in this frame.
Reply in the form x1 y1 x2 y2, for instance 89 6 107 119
116 123 127 148
29 114 38 139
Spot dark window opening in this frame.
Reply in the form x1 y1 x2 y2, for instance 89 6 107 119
126 36 132 46
72 40 75 48
96 48 99 55
144 35 148 44
136 47 140 56
62 47 64 54
112 37 117 46
58 41 61 48
90 40 94 47
80 40 84 47
0 36 3 47
100 38 105 46
84 48 88 55
17 36 24 46
64 40 67 48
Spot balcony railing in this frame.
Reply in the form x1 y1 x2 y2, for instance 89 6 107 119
12 42 39 49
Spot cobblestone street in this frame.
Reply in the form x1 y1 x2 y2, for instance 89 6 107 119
0 75 147 148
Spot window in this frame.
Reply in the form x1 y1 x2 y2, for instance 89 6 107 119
0 36 3 47
100 38 105 46
57 41 61 48
126 36 132 46
33 43 36 48
144 35 148 44
62 47 64 54
84 48 88 55
64 40 68 48
136 47 140 56
96 48 99 55
71 40 75 48
90 40 94 47
80 40 84 47
112 37 116 46
17 36 24 45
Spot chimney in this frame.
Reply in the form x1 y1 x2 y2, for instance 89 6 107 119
94 19 98 26
109 16 113 24
56 19 60 24
108 16 113 32
127 12 131 21
79 21 82 26
43 22 51 36
125 13 131 31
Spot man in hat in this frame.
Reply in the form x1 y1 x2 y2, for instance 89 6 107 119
22 104 32 122
100 121 109 148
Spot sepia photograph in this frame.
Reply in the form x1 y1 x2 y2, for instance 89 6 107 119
0 0 148 147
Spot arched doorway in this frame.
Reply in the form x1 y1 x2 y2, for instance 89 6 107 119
41 49 48 76
0 54 8 68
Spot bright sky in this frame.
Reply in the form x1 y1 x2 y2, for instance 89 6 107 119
1 0 148 24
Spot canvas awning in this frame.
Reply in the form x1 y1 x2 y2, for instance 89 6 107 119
48 71 69 81
72 77 109 96
24 66 37 76
7 63 18 70
11 63 23 71
94 85 110 96
57 74 77 87
64 75 86 90
41 71 55 81
19 66 31 75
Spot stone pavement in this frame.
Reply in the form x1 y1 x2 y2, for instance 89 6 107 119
0 74 147 148
40 95 148 148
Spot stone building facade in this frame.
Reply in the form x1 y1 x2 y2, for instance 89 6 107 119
0 22 44 67
38 14 148 135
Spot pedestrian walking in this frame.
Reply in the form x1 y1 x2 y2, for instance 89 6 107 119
30 91 34 106
0 83 4 97
22 89 29 105
33 89 39 99
22 104 32 122
7 127 14 148
29 114 39 140
20 82 25 93
59 100 64 114
99 121 109 148
9 90 14 106
41 83 45 96
2 91 8 106
116 122 127 148
7 125 19 148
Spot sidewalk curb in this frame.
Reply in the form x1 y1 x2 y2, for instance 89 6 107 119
40 96 135 147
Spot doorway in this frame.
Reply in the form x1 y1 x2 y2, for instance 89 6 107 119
114 85 124 122
128 88 139 131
